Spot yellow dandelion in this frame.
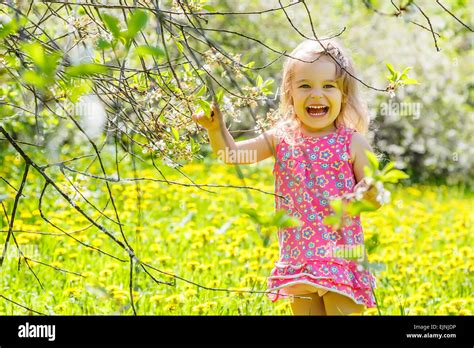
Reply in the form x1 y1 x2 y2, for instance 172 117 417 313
187 261 200 271
242 273 258 286
63 287 81 297
166 234 177 242
205 301 218 310
50 261 63 268
363 308 379 316
184 289 198 297
206 279 219 288
113 293 128 301
15 235 31 245
53 247 67 257
275 301 291 313
91 238 103 248
164 304 177 312
418 282 432 292
191 241 203 250
54 303 68 313
100 269 112 278
165 294 184 304
229 287 250 298
82 271 93 278
192 303 208 315
157 256 172 264
105 263 120 271
218 259 232 266
21 211 33 219
106 285 119 292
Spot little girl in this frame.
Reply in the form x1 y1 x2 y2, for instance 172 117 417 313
193 39 379 316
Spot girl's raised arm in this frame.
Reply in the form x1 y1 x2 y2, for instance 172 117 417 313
192 102 276 164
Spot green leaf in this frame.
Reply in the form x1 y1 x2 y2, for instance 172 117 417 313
97 37 111 50
329 198 343 214
171 127 180 141
196 98 211 118
126 10 148 40
118 33 128 45
159 113 165 124
22 70 46 88
380 161 395 175
262 79 274 91
175 40 184 53
0 17 26 39
365 233 380 253
215 88 224 104
242 208 262 225
66 63 109 77
386 63 395 75
345 200 378 216
400 66 412 79
402 78 419 85
256 75 263 87
189 136 200 153
22 42 46 71
364 166 373 178
323 215 340 228
365 150 379 172
102 14 121 39
134 45 165 58
381 169 409 183
196 85 207 97
272 210 300 228
68 80 91 103
202 5 216 12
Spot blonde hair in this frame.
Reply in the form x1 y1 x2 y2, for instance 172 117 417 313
274 38 369 143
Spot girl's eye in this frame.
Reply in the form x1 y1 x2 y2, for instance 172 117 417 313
299 84 311 88
324 84 335 88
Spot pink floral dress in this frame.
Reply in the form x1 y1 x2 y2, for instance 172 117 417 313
267 125 377 307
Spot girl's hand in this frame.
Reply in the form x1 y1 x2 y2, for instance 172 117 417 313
354 177 381 209
192 102 224 132
341 177 381 209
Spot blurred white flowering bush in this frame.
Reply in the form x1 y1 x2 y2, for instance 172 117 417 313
0 0 472 183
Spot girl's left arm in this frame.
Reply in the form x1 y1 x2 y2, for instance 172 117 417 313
350 132 382 209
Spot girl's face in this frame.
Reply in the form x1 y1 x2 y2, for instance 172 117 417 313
290 55 343 133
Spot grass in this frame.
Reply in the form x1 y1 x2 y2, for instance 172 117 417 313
0 151 472 315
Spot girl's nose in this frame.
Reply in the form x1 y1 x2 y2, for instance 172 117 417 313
311 88 324 99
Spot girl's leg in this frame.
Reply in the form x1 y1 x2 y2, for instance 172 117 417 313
322 291 365 315
290 292 326 315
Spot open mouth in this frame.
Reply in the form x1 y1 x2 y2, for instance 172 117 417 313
306 105 329 118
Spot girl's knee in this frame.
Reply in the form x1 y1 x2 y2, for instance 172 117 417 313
290 293 326 316
323 292 364 315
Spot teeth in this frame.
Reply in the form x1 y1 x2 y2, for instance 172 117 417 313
307 106 327 110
